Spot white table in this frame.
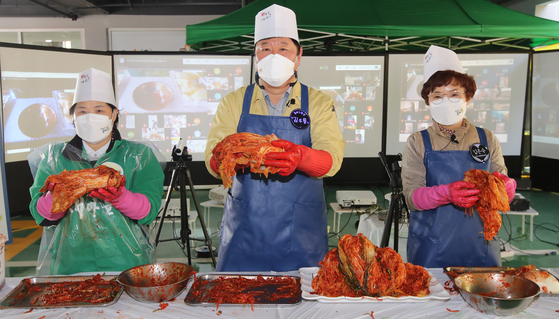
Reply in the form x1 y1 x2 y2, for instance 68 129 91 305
501 207 539 242
200 200 224 228
357 213 409 262
329 202 368 235
2 269 559 318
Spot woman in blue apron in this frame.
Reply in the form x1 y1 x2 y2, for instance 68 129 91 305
401 46 516 268
204 4 344 271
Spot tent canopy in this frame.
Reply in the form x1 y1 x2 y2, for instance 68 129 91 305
186 0 559 53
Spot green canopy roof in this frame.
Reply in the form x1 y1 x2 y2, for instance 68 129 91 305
186 0 559 52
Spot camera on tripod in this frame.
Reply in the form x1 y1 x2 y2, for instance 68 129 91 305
155 138 216 267
379 153 409 221
378 152 410 251
171 139 192 162
380 153 402 189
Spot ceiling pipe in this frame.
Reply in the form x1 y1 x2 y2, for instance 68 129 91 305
78 2 240 9
26 0 78 20
72 0 109 14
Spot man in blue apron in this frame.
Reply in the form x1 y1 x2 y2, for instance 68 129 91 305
401 46 517 268
204 4 344 271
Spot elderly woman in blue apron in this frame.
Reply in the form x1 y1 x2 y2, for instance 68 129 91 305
204 4 344 271
401 46 517 268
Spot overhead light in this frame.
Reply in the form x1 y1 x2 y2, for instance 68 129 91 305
45 39 52 43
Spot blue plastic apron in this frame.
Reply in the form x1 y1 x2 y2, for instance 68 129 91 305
406 127 501 268
216 84 328 271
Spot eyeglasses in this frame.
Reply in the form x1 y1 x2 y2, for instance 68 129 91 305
428 91 465 105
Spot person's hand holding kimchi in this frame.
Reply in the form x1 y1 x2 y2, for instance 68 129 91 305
89 176 152 220
264 139 333 177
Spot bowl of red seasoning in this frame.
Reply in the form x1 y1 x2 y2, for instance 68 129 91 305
454 272 540 316
118 262 195 303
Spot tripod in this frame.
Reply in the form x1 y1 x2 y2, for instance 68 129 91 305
155 144 216 268
379 152 409 252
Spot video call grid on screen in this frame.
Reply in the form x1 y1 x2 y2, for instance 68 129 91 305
113 54 252 162
1 47 530 163
0 46 112 163
298 56 384 158
386 53 529 156
532 50 559 160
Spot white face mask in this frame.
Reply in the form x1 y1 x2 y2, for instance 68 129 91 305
257 54 296 87
428 97 467 125
75 113 114 144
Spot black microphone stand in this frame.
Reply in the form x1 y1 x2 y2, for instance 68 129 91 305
155 144 216 268
378 152 409 252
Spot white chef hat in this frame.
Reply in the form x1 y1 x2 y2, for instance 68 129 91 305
254 4 299 44
423 45 465 82
72 68 116 107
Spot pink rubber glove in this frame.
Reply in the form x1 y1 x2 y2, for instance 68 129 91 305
413 181 480 211
37 183 66 221
264 140 333 177
493 171 517 204
89 178 151 220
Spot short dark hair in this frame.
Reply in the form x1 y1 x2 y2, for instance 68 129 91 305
253 37 302 55
291 38 301 54
70 103 119 130
421 70 477 105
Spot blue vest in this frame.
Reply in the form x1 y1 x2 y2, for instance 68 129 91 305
216 84 328 271
406 127 501 267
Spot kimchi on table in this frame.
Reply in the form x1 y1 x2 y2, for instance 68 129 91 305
312 234 431 298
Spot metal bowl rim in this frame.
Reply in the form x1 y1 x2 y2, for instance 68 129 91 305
117 262 194 289
455 272 541 300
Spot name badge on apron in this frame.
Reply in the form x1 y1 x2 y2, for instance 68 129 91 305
290 109 310 130
469 143 490 163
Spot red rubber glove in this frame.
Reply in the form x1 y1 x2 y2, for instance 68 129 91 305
446 181 480 208
413 181 480 210
89 177 151 220
264 140 333 177
89 176 125 202
493 171 517 204
210 156 219 174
